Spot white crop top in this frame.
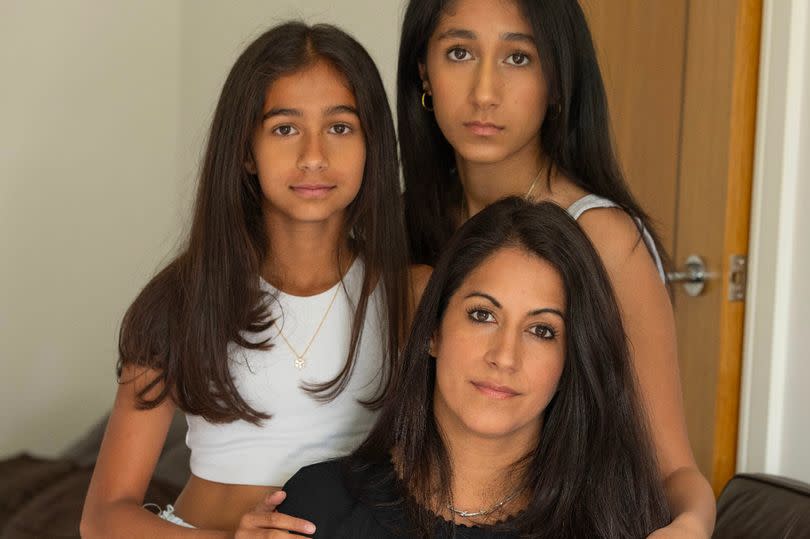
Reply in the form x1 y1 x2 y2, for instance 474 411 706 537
185 259 386 486
567 194 666 282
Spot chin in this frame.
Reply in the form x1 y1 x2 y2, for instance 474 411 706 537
460 414 523 440
451 141 516 166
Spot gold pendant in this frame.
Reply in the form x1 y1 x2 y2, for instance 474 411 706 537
294 357 305 370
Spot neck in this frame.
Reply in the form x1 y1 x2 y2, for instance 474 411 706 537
456 147 550 218
436 410 539 522
261 210 351 296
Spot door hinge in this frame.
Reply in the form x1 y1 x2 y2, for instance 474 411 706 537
728 255 747 302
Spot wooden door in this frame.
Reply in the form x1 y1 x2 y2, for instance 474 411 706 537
583 0 762 495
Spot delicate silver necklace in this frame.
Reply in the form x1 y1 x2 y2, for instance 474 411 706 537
277 284 341 370
447 489 521 519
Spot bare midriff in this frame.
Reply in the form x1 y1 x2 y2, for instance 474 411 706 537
172 474 281 530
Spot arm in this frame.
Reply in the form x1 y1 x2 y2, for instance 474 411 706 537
81 364 317 538
80 364 227 538
578 209 715 538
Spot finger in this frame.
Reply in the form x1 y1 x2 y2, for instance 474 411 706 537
260 489 286 510
250 490 286 514
243 511 316 535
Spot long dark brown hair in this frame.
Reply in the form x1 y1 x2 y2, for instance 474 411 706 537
352 198 670 537
118 22 410 424
398 0 668 268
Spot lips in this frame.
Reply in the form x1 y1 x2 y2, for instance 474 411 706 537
464 121 504 136
289 184 336 199
471 380 520 400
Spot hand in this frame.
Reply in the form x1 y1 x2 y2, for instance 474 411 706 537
233 490 316 538
647 514 709 539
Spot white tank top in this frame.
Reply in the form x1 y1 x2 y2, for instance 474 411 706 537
185 259 386 486
567 194 666 282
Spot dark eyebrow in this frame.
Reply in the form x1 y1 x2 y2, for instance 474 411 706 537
263 107 301 120
465 292 501 308
528 307 565 320
262 105 358 121
465 291 564 320
436 28 477 41
502 32 536 45
435 28 535 45
325 104 359 116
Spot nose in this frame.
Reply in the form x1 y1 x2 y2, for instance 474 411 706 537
470 56 500 110
297 133 328 172
485 328 520 371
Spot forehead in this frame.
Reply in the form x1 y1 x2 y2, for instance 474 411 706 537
456 247 566 310
436 0 534 37
262 60 356 110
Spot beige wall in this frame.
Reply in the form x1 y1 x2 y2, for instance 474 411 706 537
0 1 182 457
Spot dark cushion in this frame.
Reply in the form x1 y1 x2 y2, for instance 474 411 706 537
0 455 75 528
714 473 810 538
0 462 179 539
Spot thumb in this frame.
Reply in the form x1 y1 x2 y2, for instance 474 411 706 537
258 489 286 512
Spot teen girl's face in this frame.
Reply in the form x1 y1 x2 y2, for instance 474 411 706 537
431 246 566 444
422 0 548 166
251 61 365 226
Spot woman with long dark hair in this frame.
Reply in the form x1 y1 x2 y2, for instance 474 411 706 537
81 22 428 536
397 0 714 535
275 198 671 537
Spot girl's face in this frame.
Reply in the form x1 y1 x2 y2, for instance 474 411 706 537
422 0 548 166
431 246 566 444
250 60 365 227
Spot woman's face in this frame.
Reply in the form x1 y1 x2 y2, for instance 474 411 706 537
432 246 566 443
250 60 365 227
422 0 549 166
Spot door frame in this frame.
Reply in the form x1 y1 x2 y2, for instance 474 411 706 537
737 0 809 475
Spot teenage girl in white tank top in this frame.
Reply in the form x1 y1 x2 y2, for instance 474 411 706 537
81 23 429 537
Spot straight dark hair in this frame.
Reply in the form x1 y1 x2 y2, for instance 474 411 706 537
398 0 668 268
118 22 410 423
352 198 670 537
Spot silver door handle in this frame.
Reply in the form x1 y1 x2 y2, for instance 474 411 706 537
666 255 717 296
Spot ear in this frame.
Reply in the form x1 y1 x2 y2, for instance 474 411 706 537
245 151 257 175
418 62 431 94
428 331 439 358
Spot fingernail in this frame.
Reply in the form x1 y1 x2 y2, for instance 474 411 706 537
305 523 316 533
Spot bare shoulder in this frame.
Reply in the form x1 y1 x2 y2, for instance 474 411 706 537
576 206 655 270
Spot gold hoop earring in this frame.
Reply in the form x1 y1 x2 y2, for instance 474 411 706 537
421 91 434 112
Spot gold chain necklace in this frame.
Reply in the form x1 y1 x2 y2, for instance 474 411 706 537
277 284 342 370
460 166 544 220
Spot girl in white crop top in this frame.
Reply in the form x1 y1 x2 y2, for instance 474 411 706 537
82 22 429 537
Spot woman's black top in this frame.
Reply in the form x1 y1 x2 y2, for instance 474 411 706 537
277 457 520 538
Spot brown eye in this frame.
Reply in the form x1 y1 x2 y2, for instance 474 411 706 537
467 308 494 323
273 124 298 136
531 325 556 340
505 53 530 66
447 47 472 61
329 123 352 135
